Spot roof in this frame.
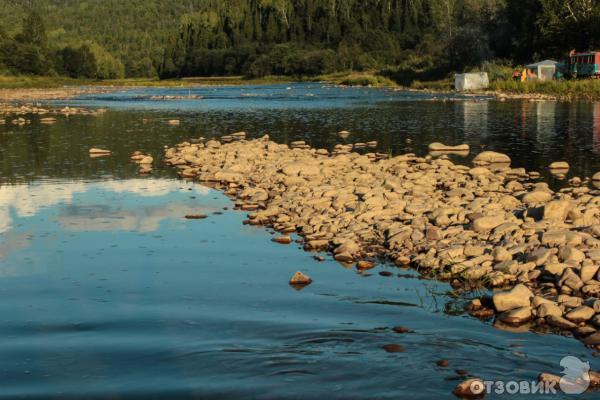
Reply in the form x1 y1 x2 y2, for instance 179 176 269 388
526 59 559 68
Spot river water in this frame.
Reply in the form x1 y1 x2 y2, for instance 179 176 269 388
0 83 599 399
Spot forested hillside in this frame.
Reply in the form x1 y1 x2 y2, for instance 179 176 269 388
0 0 598 80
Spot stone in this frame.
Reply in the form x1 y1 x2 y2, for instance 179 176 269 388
473 151 511 166
537 303 563 318
392 326 413 334
281 163 320 177
289 271 312 286
493 247 512 262
581 265 600 282
522 191 552 205
537 373 560 386
565 306 595 323
549 161 569 171
356 260 375 270
493 284 533 312
541 231 567 247
558 246 585 264
543 200 572 222
382 344 405 353
272 236 292 244
544 263 569 276
498 306 532 325
436 359 450 367
546 315 577 330
453 378 485 398
582 332 600 345
472 215 505 233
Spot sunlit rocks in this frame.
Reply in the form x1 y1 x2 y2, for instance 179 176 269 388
543 200 572 222
473 151 511 166
522 190 552 205
167 119 180 125
472 215 505 233
492 284 532 312
564 306 595 323
289 271 312 286
162 135 600 347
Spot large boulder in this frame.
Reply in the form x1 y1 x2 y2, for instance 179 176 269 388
493 284 533 312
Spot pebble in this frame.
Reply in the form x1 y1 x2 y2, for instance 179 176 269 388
272 236 292 244
289 271 312 286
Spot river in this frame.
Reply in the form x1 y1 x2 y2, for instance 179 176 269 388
0 83 598 399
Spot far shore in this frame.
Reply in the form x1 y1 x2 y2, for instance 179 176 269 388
1 72 599 105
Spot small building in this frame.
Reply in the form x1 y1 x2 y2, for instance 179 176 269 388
454 72 489 91
525 60 560 81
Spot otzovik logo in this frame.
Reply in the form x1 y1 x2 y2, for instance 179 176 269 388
559 356 590 395
467 356 592 395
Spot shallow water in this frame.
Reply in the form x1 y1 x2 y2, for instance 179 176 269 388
0 83 599 399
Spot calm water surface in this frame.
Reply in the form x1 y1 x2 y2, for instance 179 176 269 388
0 83 599 399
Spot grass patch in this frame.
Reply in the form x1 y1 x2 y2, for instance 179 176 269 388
409 79 453 91
490 79 600 100
0 75 94 88
312 71 397 87
0 75 294 89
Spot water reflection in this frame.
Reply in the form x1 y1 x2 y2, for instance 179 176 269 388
460 100 489 139
535 101 556 139
0 179 210 235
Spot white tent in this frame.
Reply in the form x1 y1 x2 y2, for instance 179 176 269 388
454 72 489 91
525 60 559 81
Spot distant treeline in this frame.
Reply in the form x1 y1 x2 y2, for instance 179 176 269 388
0 11 124 79
0 0 598 81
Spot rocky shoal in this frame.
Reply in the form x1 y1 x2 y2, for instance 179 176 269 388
161 133 600 353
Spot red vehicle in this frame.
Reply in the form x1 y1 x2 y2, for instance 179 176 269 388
566 50 600 78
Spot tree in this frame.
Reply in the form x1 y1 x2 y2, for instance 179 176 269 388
19 11 47 48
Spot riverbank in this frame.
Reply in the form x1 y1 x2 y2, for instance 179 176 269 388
2 73 600 102
160 134 600 356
